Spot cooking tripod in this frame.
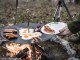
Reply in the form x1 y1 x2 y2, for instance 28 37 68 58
54 0 73 22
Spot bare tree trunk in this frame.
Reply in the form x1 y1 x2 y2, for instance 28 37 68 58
69 0 71 3
75 0 80 4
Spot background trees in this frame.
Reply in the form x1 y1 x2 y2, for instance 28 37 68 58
0 0 80 25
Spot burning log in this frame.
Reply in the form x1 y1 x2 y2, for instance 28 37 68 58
15 48 29 58
3 43 42 60
4 43 32 57
34 44 50 60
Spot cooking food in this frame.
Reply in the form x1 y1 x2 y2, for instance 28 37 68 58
21 32 41 40
4 33 18 39
3 29 18 39
33 32 42 37
4 29 17 33
19 28 42 40
21 33 32 40
44 25 55 34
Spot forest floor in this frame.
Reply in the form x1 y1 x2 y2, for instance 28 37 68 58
0 3 80 60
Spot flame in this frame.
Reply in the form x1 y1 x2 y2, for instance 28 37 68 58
5 43 41 60
5 43 32 58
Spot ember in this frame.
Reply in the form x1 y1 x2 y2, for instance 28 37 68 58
5 43 29 57
4 43 42 60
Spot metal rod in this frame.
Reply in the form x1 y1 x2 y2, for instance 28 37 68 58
16 0 18 9
54 0 73 22
14 0 18 24
26 0 30 33
61 0 73 21
54 0 62 22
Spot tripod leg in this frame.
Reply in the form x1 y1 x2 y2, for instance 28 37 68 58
14 11 17 24
61 0 73 21
14 0 18 24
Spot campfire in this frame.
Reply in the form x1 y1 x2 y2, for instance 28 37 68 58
1 37 78 60
4 43 42 60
